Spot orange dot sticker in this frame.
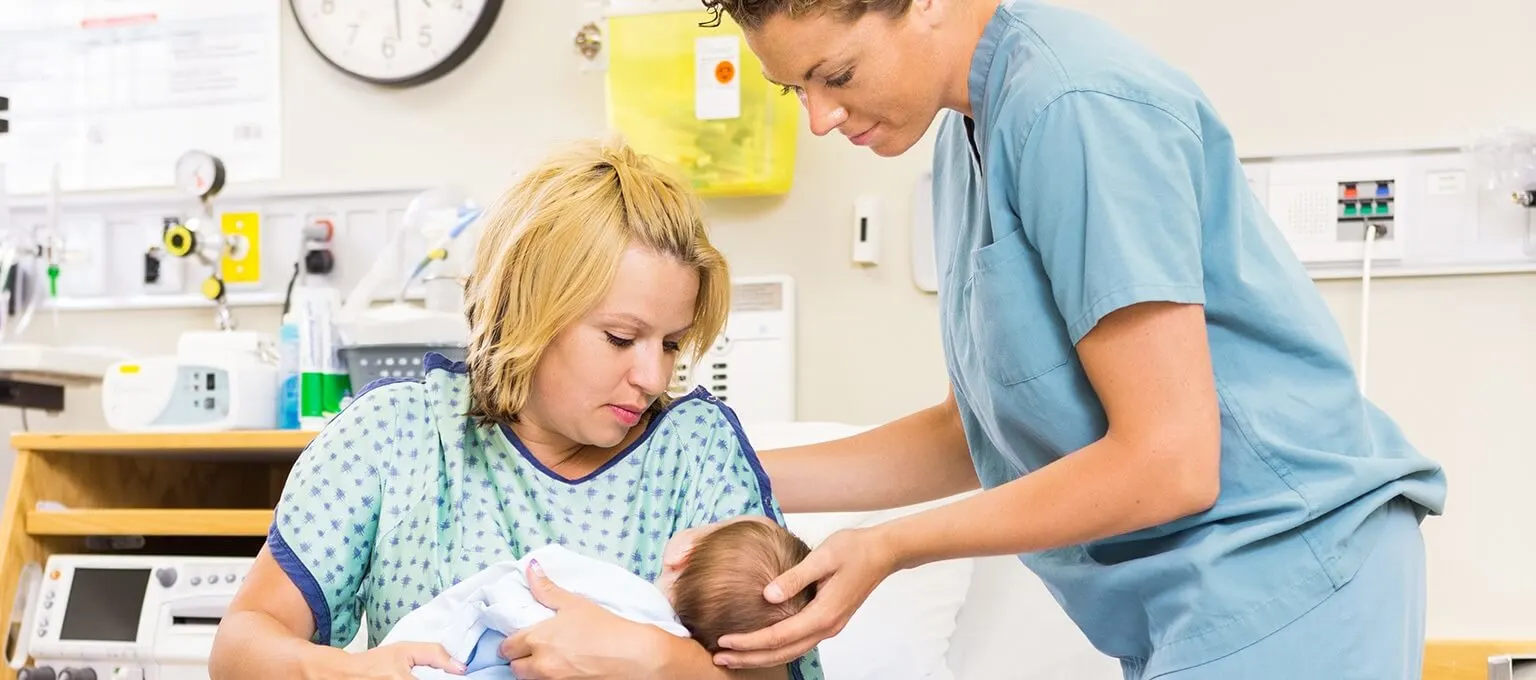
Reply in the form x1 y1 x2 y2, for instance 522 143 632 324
714 60 736 85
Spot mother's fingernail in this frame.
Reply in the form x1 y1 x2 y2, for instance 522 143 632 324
764 584 784 601
530 559 544 576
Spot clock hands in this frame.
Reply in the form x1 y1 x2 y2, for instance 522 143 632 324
394 0 402 39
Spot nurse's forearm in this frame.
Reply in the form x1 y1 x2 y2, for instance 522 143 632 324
757 387 978 513
877 433 1217 569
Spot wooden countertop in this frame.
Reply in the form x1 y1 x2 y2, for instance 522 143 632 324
10 430 320 455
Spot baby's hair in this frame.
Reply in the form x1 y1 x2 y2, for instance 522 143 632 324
670 520 814 653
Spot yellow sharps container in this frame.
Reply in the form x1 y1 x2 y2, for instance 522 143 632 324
604 6 800 197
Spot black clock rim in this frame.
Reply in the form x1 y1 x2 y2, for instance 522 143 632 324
288 0 504 88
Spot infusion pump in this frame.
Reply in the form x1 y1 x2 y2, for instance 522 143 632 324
13 554 365 680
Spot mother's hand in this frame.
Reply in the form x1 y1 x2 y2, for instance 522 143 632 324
713 526 900 669
500 561 668 680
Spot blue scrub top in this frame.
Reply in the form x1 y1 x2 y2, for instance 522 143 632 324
931 1 1448 675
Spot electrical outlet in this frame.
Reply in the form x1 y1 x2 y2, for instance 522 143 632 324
1337 179 1396 242
1263 155 1408 265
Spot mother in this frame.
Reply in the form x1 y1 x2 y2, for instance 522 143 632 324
685 1 1449 679
209 139 821 680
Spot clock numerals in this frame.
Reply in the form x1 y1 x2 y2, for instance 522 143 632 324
290 0 500 87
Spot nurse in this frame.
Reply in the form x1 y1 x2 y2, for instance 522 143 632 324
682 0 1450 678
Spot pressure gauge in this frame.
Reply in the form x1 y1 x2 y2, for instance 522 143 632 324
175 150 226 200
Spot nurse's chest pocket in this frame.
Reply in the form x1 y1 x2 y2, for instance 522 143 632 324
965 228 1074 386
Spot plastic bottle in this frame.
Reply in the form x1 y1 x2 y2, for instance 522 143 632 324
276 315 301 430
293 283 351 430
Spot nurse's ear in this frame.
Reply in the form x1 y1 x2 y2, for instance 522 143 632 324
909 0 941 23
906 0 971 33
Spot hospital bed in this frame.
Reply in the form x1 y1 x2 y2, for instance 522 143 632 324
750 421 1123 680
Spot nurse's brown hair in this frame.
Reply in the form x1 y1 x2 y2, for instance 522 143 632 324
699 0 912 30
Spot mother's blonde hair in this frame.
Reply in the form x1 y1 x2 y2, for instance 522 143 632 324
463 138 731 425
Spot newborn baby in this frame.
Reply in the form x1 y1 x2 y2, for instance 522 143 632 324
380 519 813 678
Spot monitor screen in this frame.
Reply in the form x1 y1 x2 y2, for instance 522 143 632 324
58 568 151 642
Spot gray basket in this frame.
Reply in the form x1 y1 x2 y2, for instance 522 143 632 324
340 343 466 390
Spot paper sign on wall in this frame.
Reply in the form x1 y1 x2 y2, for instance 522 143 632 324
695 36 741 120
0 0 282 195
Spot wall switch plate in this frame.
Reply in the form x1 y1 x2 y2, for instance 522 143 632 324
853 194 880 265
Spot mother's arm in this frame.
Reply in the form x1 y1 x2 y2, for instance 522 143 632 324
212 547 462 680
653 636 788 680
210 381 458 679
209 546 331 678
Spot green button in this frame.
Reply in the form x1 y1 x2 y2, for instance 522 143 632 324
1344 203 1358 216
1376 202 1390 215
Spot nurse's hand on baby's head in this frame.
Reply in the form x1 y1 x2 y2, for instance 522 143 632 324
712 525 899 670
663 518 817 657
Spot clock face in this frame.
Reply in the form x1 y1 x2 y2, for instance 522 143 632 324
289 0 503 87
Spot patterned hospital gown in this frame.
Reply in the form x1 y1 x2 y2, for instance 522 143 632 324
268 353 823 680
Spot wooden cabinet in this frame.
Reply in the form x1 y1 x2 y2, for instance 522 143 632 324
0 431 315 679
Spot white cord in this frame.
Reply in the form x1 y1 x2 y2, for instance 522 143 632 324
1358 219 1383 396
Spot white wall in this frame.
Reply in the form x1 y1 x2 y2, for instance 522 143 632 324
3 0 1532 646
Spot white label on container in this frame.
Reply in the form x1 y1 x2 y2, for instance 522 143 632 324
695 36 741 120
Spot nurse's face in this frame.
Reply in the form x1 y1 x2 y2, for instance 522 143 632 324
745 3 951 157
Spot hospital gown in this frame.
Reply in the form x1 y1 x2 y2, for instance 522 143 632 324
268 353 822 680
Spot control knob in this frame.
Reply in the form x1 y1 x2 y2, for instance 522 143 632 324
18 666 56 680
58 668 96 680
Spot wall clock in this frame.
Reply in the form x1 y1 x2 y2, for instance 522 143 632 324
289 0 504 87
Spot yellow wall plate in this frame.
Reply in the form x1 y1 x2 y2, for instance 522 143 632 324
219 212 261 285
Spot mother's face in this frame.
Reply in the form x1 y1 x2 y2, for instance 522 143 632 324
523 246 699 449
745 6 948 157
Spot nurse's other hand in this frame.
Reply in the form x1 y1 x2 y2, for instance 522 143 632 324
714 526 899 669
501 560 667 680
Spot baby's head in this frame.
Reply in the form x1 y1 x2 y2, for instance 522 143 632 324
663 519 814 653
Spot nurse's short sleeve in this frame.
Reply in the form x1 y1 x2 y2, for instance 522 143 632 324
268 382 408 647
1014 90 1208 344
